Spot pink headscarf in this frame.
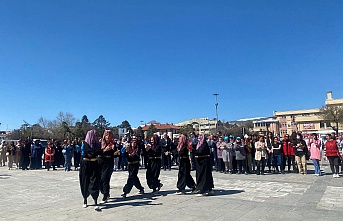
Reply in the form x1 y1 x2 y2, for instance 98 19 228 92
177 134 187 152
196 134 205 150
85 129 100 149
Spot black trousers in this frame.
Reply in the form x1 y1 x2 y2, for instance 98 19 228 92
217 158 224 172
146 159 161 190
79 160 100 203
256 157 266 174
283 155 296 172
123 163 144 194
190 150 196 170
98 157 114 198
177 157 195 191
162 152 171 170
327 156 340 174
237 160 246 173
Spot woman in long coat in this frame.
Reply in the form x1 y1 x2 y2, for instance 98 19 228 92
79 130 101 211
20 140 31 170
98 130 116 203
176 134 196 194
194 134 214 196
145 134 163 193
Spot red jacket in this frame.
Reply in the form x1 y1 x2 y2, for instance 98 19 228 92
44 146 55 162
282 140 295 156
325 140 340 157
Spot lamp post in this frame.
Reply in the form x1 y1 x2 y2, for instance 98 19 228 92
213 93 219 133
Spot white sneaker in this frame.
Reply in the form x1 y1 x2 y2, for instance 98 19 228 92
175 190 186 195
83 204 87 208
94 206 101 211
333 174 336 178
335 174 340 178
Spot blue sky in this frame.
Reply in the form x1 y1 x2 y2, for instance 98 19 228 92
1 0 343 130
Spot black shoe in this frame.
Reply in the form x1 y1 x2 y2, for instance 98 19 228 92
139 189 144 194
121 193 127 198
158 183 163 191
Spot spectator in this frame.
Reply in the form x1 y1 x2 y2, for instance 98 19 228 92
294 132 308 175
234 137 247 174
0 140 7 166
160 133 172 171
307 133 321 176
44 141 56 171
282 134 296 173
63 140 73 172
255 136 267 175
272 137 284 174
216 137 225 173
6 141 16 170
325 134 341 178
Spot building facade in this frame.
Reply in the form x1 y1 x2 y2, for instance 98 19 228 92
274 92 343 137
175 118 217 134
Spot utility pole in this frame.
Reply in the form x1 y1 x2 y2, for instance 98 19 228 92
213 93 219 133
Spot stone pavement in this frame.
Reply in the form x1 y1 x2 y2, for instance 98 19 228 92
0 162 342 221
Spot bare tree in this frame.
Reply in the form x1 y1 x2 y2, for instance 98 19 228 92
38 117 50 129
320 105 343 135
55 112 76 127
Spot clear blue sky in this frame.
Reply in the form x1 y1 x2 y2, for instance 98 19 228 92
1 0 343 130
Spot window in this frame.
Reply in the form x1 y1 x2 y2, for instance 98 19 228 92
320 121 325 128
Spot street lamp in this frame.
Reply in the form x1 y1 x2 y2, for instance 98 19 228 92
213 93 219 133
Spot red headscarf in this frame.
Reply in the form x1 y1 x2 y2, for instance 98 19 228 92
101 130 114 149
126 139 138 156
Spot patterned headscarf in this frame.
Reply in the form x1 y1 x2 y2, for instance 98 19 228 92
177 134 187 152
85 129 99 149
196 134 205 150
126 138 138 156
101 130 114 149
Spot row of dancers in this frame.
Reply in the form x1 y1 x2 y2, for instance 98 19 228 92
79 130 214 210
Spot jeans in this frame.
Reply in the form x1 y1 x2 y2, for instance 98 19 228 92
311 159 321 175
64 155 72 171
273 154 283 172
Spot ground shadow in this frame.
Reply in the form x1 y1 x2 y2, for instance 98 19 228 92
0 174 12 176
210 189 245 196
100 200 158 210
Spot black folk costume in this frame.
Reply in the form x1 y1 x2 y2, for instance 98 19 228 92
122 142 144 197
146 135 163 193
98 147 115 203
79 130 101 210
176 135 196 194
195 134 214 196
98 130 116 204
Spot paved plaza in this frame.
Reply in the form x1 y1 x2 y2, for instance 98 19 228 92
0 163 342 221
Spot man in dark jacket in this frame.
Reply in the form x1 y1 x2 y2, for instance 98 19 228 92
160 133 173 171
